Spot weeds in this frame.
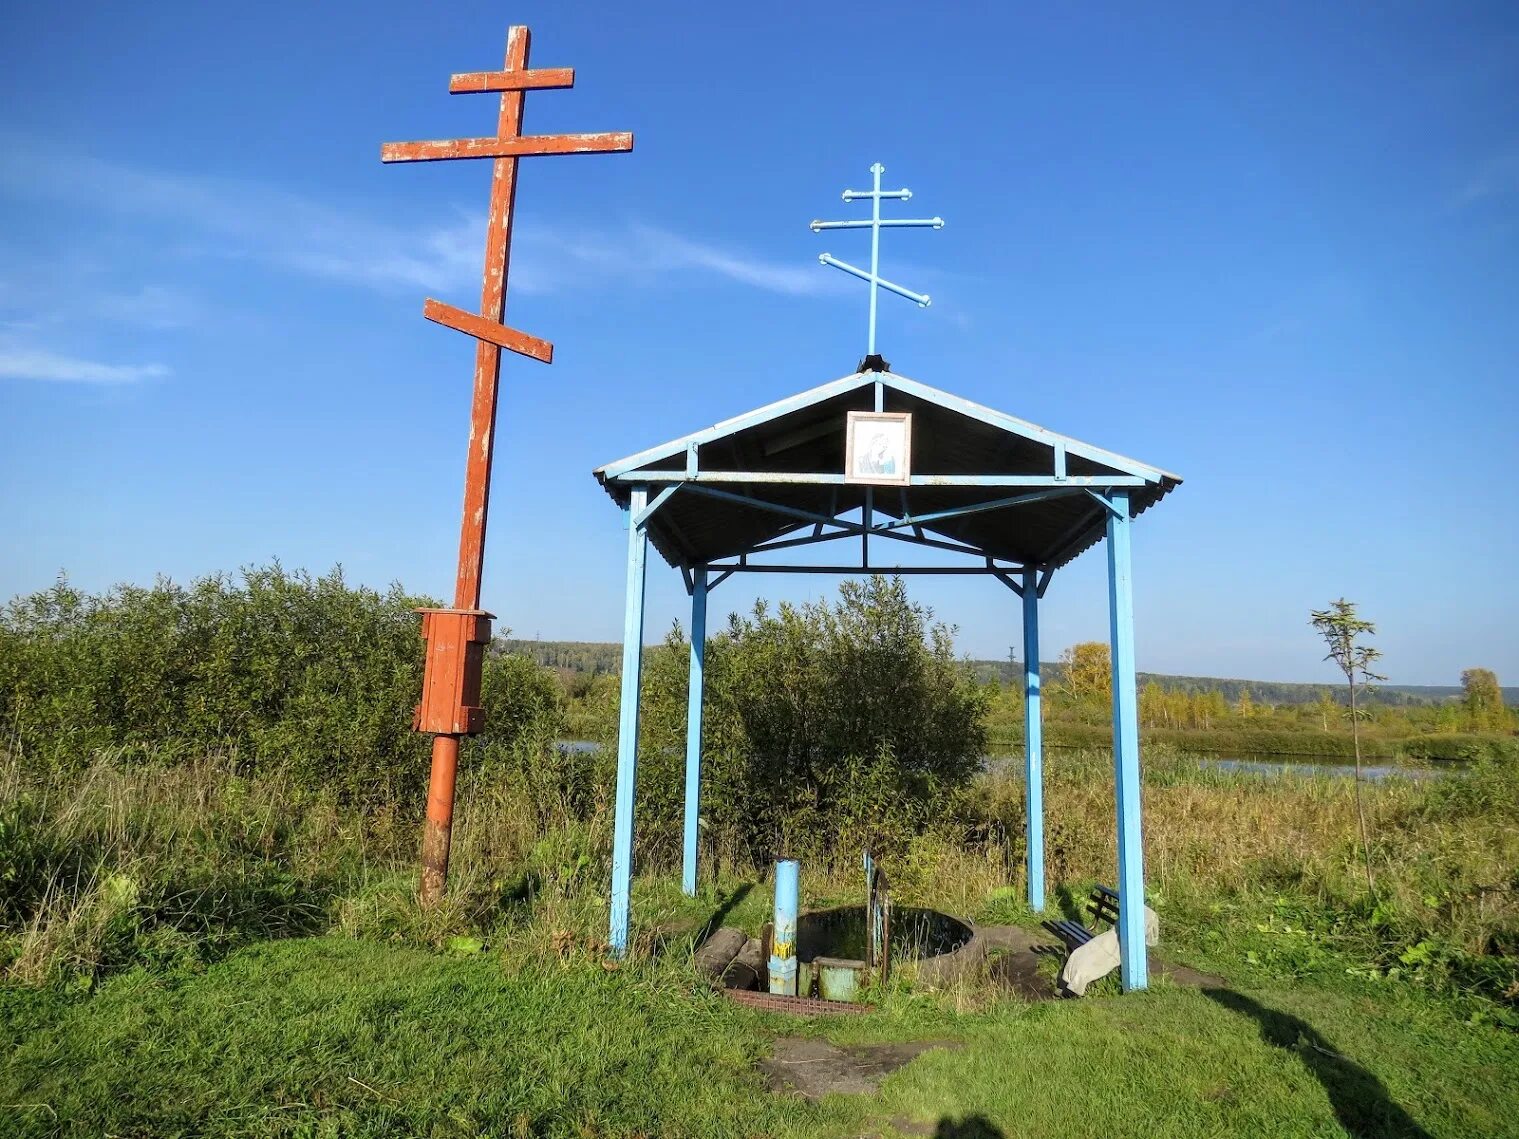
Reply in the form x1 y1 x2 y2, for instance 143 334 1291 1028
3 741 1515 1013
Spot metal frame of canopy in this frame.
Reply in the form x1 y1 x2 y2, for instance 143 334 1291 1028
593 369 1181 992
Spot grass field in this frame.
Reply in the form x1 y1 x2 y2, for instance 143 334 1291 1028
3 744 1516 1137
4 925 1517 1139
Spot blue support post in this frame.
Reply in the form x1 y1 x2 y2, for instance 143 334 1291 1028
609 487 650 956
681 567 708 896
768 859 800 995
1022 566 1045 912
1105 490 1147 990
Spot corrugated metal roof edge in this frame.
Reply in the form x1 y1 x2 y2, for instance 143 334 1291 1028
594 370 1183 485
1046 476 1178 572
591 370 1183 573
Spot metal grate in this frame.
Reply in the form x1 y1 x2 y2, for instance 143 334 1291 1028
724 989 871 1015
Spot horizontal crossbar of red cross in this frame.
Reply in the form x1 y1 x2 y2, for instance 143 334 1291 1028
380 131 631 163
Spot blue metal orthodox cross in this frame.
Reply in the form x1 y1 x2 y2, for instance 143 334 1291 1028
811 163 943 355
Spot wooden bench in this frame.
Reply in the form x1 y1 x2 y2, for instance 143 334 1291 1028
1041 884 1120 952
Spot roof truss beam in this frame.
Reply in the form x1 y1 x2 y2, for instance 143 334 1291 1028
704 563 1022 577
597 374 875 479
680 484 1047 564
743 521 995 561
878 487 1085 532
633 485 680 528
881 375 1166 482
608 471 1148 488
1082 488 1130 519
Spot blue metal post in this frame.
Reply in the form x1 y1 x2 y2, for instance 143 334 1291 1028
681 566 708 896
768 859 800 995
609 486 649 956
867 163 882 354
1106 490 1147 990
1022 566 1045 912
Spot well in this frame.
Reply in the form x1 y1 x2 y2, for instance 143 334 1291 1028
796 905 984 996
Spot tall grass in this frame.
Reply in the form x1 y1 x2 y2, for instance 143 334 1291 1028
957 750 1519 1002
4 742 1515 1007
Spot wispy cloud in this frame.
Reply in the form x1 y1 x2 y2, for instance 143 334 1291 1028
0 347 169 384
1454 146 1519 207
627 226 828 295
91 285 204 331
0 137 482 296
0 133 827 301
508 222 834 298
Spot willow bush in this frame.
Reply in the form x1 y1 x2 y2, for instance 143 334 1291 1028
0 567 566 806
629 576 989 867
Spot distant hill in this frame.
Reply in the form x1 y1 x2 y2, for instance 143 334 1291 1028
499 639 1515 707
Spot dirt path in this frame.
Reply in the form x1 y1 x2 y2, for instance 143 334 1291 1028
761 1038 962 1099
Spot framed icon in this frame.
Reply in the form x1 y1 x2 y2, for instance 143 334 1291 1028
845 411 912 486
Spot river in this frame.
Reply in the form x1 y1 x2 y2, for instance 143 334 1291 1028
986 749 1453 781
559 740 1455 781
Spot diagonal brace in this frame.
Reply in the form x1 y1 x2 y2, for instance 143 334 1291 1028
424 299 553 363
818 254 930 307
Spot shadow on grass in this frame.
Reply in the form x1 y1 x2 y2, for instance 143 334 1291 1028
1203 989 1432 1139
934 1114 1005 1137
695 882 754 947
649 883 756 958
1051 883 1084 923
1027 884 1083 962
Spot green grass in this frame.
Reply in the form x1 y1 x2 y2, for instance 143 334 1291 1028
3 747 1516 1136
3 933 1516 1139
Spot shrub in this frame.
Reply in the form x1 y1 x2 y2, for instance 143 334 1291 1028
630 576 989 866
1395 734 1519 763
0 567 566 806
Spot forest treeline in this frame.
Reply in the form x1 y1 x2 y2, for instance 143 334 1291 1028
502 638 1515 708
976 642 1515 762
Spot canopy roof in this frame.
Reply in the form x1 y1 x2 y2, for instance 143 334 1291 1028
594 370 1181 573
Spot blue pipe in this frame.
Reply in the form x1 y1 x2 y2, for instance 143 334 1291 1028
681 567 708 896
1023 566 1045 912
1107 490 1148 991
608 488 649 957
768 859 799 995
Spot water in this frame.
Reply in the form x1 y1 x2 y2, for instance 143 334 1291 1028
1198 754 1448 781
984 749 1452 781
569 739 1451 780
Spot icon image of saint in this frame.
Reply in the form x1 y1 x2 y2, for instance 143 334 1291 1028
845 412 911 485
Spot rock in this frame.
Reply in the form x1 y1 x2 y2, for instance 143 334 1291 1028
693 926 747 980
721 937 766 990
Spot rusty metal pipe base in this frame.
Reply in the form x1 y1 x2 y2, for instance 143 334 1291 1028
420 734 461 907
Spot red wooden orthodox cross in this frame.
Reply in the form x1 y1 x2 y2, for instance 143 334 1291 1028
382 25 631 904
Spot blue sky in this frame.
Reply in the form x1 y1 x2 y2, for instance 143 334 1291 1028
2 2 1515 686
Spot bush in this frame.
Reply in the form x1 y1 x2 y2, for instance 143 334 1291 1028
630 576 989 866
1395 734 1519 763
0 567 566 806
